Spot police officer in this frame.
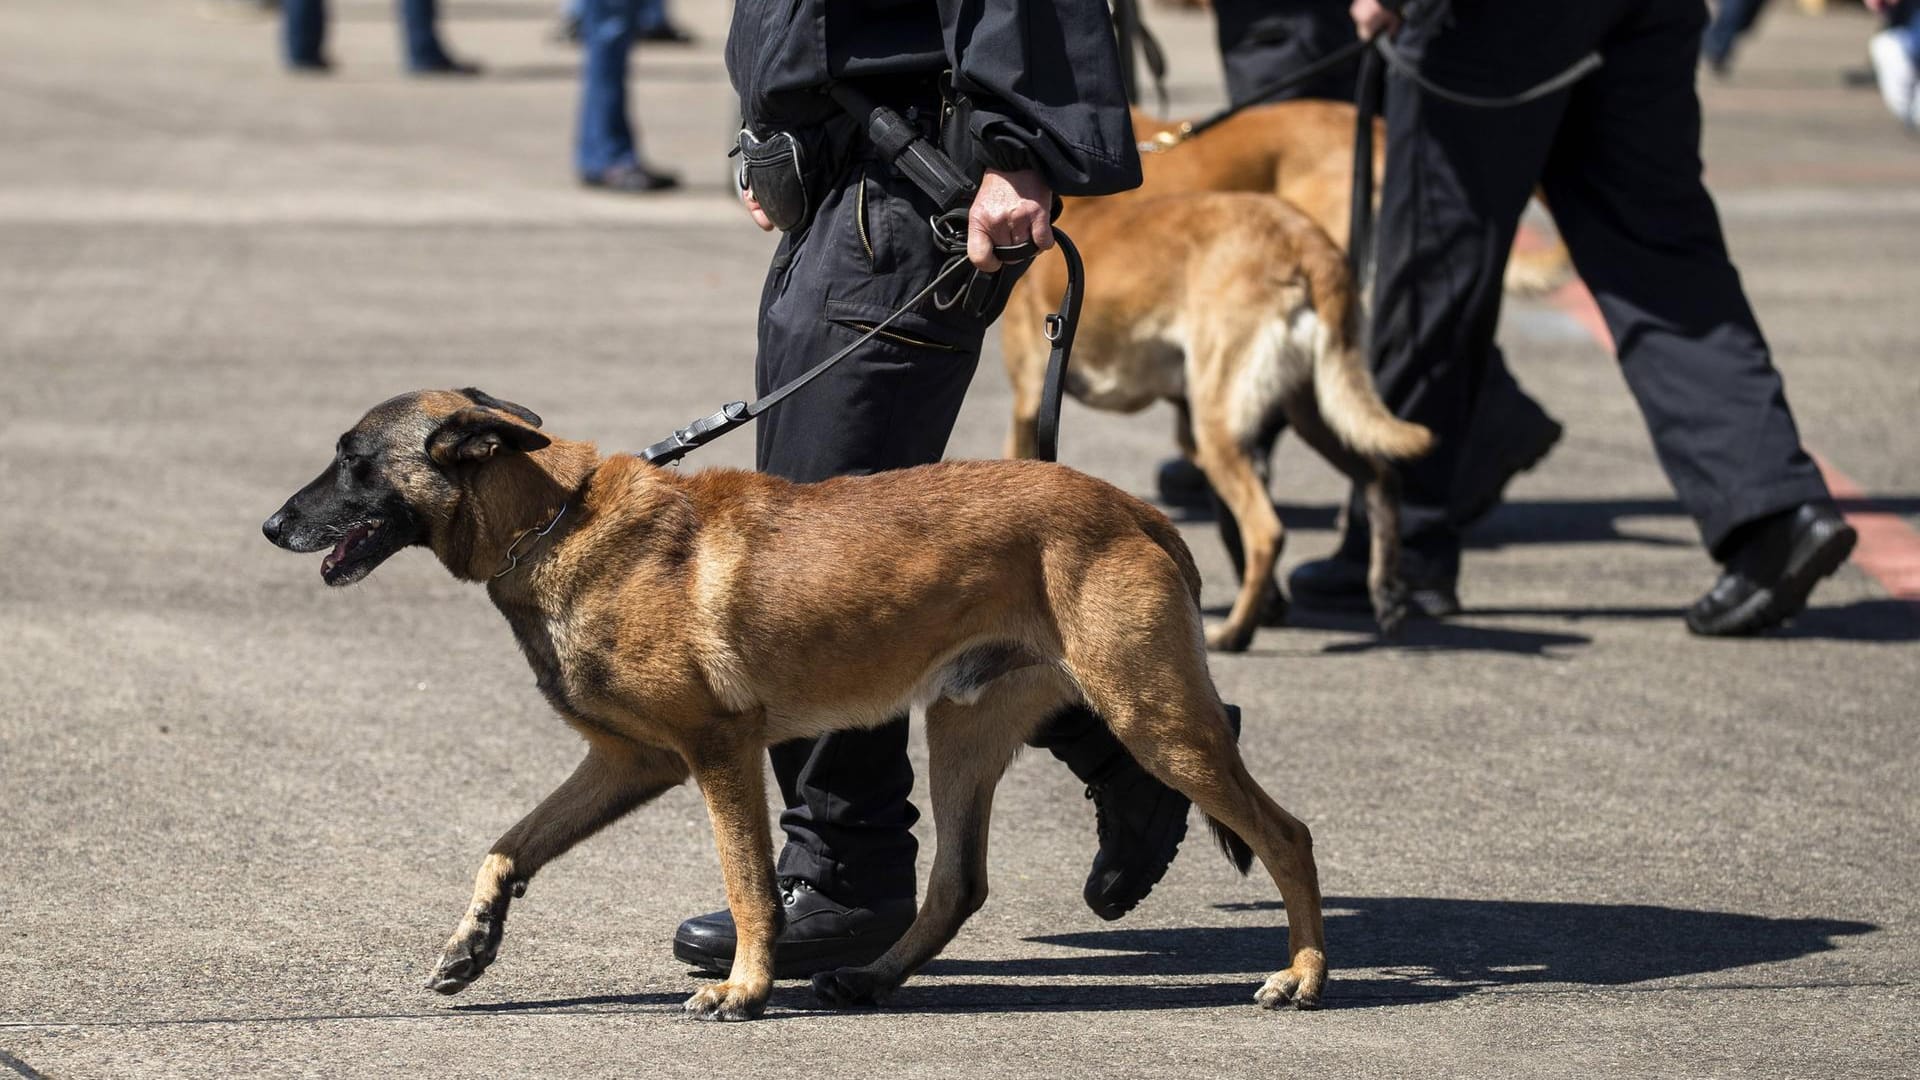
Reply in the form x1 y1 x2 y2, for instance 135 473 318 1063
671 0 1196 977
1291 0 1855 635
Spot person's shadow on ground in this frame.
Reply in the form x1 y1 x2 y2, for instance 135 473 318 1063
895 896 1875 1012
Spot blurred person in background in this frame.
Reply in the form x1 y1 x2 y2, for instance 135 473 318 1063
1868 0 1920 126
575 0 679 191
1290 0 1856 636
1702 0 1772 76
282 0 480 75
554 0 692 45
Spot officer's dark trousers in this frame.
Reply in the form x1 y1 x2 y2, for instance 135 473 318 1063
1212 0 1359 105
753 160 1120 903
1371 0 1828 580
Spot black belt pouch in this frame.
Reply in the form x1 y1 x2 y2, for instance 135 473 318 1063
737 128 815 233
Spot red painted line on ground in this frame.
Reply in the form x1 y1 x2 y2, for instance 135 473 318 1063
1811 456 1920 602
1531 246 1920 607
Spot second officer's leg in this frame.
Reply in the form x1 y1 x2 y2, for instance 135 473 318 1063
1289 14 1571 617
1539 1 1845 635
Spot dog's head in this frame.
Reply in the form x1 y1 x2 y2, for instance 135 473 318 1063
262 388 551 586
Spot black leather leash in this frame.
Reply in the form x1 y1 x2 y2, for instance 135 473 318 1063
642 89 1088 467
639 255 973 465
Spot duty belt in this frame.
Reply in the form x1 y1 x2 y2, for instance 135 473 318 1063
643 82 1085 466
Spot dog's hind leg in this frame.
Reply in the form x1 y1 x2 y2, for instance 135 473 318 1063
426 733 689 995
1064 568 1327 1008
812 670 1071 1008
1187 323 1287 653
683 733 783 1021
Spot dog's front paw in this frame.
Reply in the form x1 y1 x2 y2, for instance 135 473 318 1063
683 980 769 1022
1372 582 1410 639
1254 964 1325 1011
811 965 894 1009
424 908 506 995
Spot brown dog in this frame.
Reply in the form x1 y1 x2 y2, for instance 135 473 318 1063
262 389 1329 1020
1004 192 1432 650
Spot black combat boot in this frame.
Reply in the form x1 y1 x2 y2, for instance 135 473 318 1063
672 877 917 980
1034 703 1242 921
1687 503 1856 636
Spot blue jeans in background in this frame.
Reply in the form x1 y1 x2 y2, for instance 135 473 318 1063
1701 0 1770 66
283 0 455 70
575 0 639 177
566 0 665 33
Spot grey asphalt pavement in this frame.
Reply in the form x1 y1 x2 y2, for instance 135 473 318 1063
2 2 1916 1077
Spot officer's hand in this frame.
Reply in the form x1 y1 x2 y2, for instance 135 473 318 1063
1350 0 1401 41
740 186 774 232
968 168 1054 272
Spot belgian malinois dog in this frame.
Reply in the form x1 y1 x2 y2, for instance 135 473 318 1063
1003 192 1433 650
262 389 1328 1020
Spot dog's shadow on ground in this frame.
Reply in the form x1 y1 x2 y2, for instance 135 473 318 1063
897 895 1875 1013
450 897 1873 1018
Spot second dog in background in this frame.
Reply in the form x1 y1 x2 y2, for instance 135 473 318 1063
1002 192 1431 651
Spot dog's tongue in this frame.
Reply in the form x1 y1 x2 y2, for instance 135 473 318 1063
322 525 372 577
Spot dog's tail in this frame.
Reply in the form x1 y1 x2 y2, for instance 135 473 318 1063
1299 250 1434 463
1207 815 1257 876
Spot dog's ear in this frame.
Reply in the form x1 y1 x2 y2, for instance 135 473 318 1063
428 407 553 466
458 388 542 428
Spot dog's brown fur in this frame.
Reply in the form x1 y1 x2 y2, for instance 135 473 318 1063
265 390 1329 1020
1004 191 1431 650
1128 100 1571 292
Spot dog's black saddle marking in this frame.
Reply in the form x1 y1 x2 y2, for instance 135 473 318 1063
938 643 1045 704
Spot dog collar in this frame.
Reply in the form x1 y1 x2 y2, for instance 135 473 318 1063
492 504 568 580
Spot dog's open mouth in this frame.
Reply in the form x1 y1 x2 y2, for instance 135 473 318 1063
320 521 394 586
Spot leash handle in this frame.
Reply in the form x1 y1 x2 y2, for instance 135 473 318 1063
1034 231 1084 464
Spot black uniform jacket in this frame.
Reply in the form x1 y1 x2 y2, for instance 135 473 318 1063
725 0 1143 197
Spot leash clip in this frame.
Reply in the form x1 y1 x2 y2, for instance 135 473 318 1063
1043 313 1064 343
